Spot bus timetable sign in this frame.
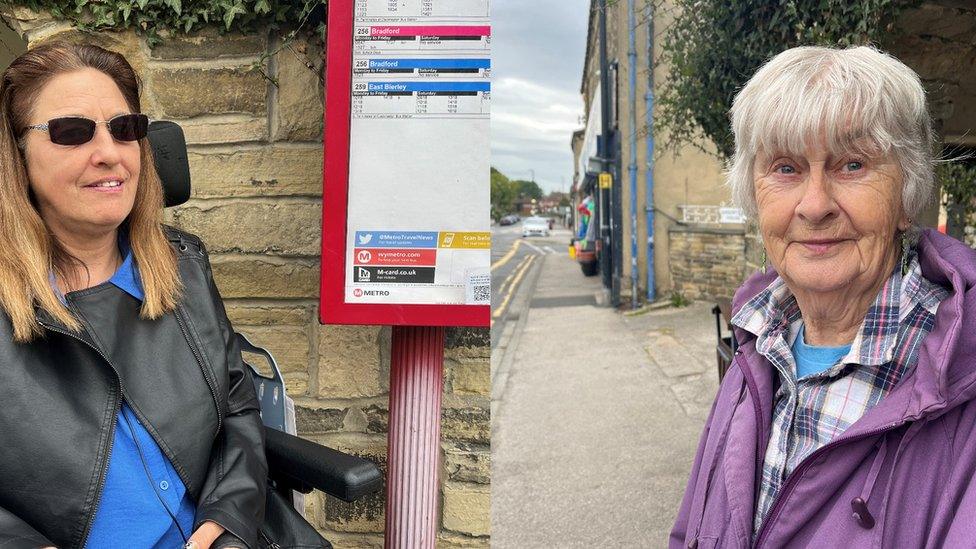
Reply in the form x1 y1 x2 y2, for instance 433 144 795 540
321 0 491 327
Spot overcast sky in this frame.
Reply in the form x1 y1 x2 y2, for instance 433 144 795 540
492 1 590 194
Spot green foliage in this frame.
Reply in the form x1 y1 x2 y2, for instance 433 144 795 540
514 179 543 200
939 159 976 227
6 0 327 46
669 291 690 308
656 0 920 159
491 167 519 221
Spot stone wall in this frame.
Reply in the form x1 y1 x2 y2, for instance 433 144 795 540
0 10 490 548
668 225 746 301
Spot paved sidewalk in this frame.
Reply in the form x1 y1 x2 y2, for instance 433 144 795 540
492 250 720 548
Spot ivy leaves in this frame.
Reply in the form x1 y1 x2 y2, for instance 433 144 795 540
7 0 327 45
655 0 976 228
655 0 918 159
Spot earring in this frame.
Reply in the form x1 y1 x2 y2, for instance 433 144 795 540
761 248 767 275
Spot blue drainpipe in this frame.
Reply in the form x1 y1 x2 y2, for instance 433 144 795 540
644 1 656 301
627 0 638 308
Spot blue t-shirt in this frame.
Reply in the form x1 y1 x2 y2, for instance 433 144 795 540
83 235 196 548
792 324 852 379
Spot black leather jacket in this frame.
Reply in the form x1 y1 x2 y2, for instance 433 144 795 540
0 228 267 548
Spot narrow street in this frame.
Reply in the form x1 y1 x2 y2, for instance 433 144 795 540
491 231 721 547
490 223 569 349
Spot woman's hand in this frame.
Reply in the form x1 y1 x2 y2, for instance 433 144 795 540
185 520 226 549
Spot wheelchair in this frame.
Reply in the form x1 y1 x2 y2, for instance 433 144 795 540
148 120 384 545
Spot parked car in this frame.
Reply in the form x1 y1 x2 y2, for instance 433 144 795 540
498 214 518 226
522 216 550 237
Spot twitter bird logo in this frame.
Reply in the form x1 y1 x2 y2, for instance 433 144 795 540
358 233 373 245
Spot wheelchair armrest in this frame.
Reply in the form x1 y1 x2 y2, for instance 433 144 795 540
264 426 384 502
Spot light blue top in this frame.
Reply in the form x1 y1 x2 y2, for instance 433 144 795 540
83 233 196 548
792 324 852 379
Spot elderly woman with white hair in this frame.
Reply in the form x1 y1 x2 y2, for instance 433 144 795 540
670 45 976 548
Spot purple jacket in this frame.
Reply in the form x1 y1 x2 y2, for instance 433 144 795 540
670 229 976 548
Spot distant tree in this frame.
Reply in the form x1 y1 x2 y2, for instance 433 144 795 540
514 179 543 200
491 167 519 220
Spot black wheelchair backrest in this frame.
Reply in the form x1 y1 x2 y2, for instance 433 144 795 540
147 120 191 208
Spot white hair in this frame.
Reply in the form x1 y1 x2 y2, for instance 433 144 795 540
728 46 935 221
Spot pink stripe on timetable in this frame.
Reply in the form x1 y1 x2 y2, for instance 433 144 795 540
370 25 491 36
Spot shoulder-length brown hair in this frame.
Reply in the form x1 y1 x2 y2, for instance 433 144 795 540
0 42 182 342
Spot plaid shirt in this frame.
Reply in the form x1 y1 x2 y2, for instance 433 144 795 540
732 249 949 534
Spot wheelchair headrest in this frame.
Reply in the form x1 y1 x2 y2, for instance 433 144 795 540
147 121 191 208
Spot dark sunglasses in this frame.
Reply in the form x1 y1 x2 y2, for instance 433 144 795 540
25 113 149 146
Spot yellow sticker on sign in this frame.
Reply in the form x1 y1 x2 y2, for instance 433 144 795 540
599 172 612 189
439 232 490 249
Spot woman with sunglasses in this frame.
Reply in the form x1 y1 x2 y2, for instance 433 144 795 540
0 43 264 548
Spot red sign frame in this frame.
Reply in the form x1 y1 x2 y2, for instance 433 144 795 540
320 0 490 327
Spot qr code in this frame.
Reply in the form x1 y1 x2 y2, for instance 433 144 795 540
473 285 490 303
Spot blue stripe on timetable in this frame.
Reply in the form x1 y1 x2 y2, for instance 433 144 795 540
366 82 491 93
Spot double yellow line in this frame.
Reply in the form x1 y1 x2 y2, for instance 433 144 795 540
490 253 536 326
491 239 522 272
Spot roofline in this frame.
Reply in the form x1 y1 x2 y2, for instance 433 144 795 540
581 0 598 96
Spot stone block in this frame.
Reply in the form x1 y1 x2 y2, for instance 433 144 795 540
33 30 151 108
322 443 387 533
150 27 267 59
441 483 489 537
284 373 308 396
894 4 976 43
445 326 490 352
363 404 389 434
274 41 323 141
151 66 266 118
448 359 489 396
436 532 490 548
225 304 309 326
209 255 319 299
443 445 490 484
318 325 386 399
171 200 321 256
296 406 347 434
236 325 310 375
2 6 54 38
188 145 323 198
304 491 325 528
343 406 369 432
178 116 267 145
441 407 490 445
319 533 384 549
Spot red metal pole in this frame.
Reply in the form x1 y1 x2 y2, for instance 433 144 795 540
385 325 444 548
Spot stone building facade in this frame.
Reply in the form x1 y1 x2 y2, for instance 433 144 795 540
577 0 736 304
0 8 490 548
